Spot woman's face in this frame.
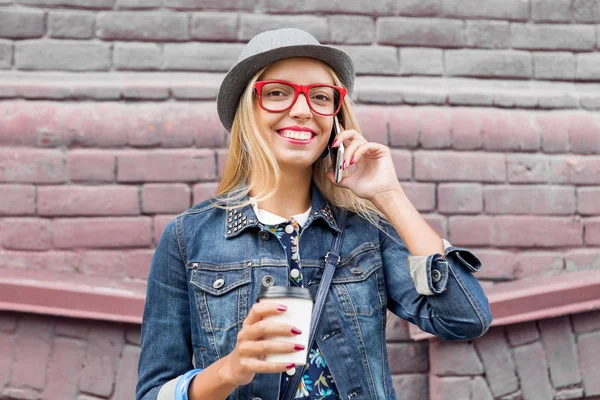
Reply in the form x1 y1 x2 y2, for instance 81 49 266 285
253 57 335 170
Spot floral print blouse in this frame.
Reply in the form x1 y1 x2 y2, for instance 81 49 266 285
250 202 341 400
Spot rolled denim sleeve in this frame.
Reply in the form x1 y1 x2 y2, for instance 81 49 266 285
136 218 201 400
379 219 492 341
407 239 482 296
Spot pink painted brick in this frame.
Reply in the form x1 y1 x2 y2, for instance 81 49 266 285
565 249 600 272
417 107 451 149
430 339 483 375
0 148 65 183
193 182 219 205
507 154 554 183
577 331 600 396
423 214 447 238
192 103 228 148
448 216 493 246
66 150 116 183
11 316 53 390
54 317 90 339
481 110 541 151
571 310 600 334
484 185 576 215
584 217 600 245
429 376 470 400
387 342 429 373
0 314 17 332
0 249 80 273
389 107 419 148
80 249 154 280
142 183 191 214
513 342 554 400
38 185 140 216
449 108 483 150
535 112 570 153
53 217 152 249
493 216 583 247
0 185 35 215
568 113 600 154
117 149 216 182
0 218 51 250
567 156 600 184
58 103 127 147
578 187 600 215
438 183 483 214
385 311 411 342
507 321 539 346
43 337 87 400
0 330 13 389
538 316 581 388
401 182 436 212
113 345 141 400
391 374 428 400
515 252 564 279
474 328 519 397
414 151 506 182
391 150 412 180
0 102 60 147
216 148 228 180
468 249 516 280
355 105 389 145
79 324 125 397
153 215 177 246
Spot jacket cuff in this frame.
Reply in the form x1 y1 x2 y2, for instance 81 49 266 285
443 239 483 273
157 369 203 400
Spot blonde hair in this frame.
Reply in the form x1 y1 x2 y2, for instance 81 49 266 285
214 60 393 235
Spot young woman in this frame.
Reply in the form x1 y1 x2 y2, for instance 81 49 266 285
136 28 492 400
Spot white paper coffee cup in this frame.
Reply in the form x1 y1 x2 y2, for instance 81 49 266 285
257 286 313 365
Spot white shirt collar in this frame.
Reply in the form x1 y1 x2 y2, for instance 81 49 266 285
249 197 312 227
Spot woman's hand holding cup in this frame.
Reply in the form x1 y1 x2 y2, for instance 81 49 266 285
224 302 303 387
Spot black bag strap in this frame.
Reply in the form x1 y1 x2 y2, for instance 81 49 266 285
281 209 348 400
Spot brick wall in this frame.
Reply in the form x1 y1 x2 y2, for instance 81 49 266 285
1 0 600 399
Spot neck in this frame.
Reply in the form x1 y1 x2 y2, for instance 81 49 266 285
249 165 312 220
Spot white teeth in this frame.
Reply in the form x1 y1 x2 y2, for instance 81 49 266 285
279 130 313 140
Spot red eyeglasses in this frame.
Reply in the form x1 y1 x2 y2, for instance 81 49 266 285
254 80 346 116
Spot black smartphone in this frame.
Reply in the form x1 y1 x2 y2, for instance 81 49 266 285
329 115 345 183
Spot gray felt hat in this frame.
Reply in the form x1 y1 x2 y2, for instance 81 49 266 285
216 28 355 132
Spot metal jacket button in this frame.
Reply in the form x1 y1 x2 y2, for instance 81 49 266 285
350 267 362 275
213 278 225 289
432 269 441 283
259 231 269 241
262 275 274 287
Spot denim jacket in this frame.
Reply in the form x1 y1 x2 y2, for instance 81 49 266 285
136 182 492 400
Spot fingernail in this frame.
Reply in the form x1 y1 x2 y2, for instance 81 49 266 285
350 157 355 165
291 327 302 335
342 160 347 170
286 363 295 369
294 344 305 351
277 305 287 312
332 139 338 147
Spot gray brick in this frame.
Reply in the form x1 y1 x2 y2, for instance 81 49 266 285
256 0 395 15
578 332 600 395
96 11 189 41
532 0 572 22
431 340 484 375
191 12 237 41
400 48 443 75
387 342 429 373
512 24 596 51
514 342 554 400
443 0 529 20
471 377 493 400
0 9 44 39
572 310 600 333
116 0 161 8
474 328 519 397
446 50 532 78
466 20 510 49
164 43 243 72
48 11 94 39
16 0 113 7
539 317 581 388
377 17 464 47
164 0 252 10
391 374 428 399
330 16 375 44
336 45 398 75
16 40 110 71
0 40 11 69
507 321 539 346
534 52 576 80
555 388 585 400
577 53 600 80
239 14 329 43
395 0 441 16
114 42 161 70
573 0 600 22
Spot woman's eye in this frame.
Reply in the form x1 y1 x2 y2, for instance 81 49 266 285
267 90 286 97
313 94 330 101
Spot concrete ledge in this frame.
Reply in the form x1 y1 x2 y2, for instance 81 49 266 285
409 269 600 341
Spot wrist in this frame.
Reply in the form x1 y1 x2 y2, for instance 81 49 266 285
218 354 239 388
370 186 406 214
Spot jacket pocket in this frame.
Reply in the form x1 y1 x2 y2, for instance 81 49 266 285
331 243 385 316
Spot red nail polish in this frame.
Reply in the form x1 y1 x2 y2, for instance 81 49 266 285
332 139 338 147
350 157 355 165
291 327 302 335
277 305 287 312
294 344 305 351
286 363 295 369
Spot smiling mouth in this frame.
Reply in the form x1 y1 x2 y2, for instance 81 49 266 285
276 130 316 142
